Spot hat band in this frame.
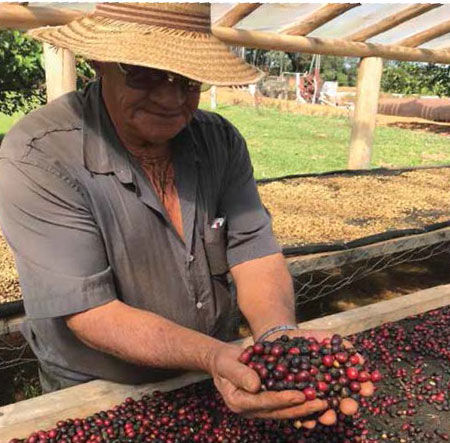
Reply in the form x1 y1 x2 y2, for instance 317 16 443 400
95 3 211 33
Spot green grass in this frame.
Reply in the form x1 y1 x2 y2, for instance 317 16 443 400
0 113 22 144
201 104 450 179
2 107 450 179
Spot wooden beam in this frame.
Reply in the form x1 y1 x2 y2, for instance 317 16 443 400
280 3 360 36
348 57 383 170
211 26 450 64
1 284 449 440
0 313 24 336
43 43 77 102
213 3 261 28
346 4 442 42
398 19 450 48
0 4 82 30
295 283 450 337
287 225 450 275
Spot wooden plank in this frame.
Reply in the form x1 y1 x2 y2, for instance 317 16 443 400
398 19 450 48
211 26 450 64
280 3 360 36
0 4 82 30
287 226 450 275
43 43 77 102
1 285 449 440
296 283 450 337
0 314 24 336
213 4 261 28
346 4 442 42
0 372 211 441
348 57 383 170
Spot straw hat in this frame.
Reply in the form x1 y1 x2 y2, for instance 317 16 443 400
28 3 263 86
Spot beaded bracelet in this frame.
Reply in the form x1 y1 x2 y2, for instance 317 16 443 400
256 325 298 343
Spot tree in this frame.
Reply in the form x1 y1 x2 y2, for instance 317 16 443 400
0 30 95 116
0 30 45 115
382 61 450 97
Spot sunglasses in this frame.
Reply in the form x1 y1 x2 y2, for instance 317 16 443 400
117 63 211 93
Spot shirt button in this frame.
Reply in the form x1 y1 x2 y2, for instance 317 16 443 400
196 302 203 309
188 254 195 263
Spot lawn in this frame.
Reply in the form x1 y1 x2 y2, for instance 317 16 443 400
0 113 22 144
2 106 450 179
200 104 450 179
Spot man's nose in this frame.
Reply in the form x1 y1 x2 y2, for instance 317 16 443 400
151 80 187 108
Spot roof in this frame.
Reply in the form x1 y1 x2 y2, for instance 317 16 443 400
1 3 449 63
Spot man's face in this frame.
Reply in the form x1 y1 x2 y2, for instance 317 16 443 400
97 62 201 145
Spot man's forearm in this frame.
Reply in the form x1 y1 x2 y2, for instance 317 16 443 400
66 300 226 373
231 253 297 340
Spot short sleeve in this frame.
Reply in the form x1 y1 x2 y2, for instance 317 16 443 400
219 129 281 268
0 159 117 319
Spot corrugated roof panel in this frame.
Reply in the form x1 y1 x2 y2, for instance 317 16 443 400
368 5 450 44
309 4 407 39
231 3 325 33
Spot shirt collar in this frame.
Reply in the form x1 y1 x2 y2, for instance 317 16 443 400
82 80 200 184
82 80 133 184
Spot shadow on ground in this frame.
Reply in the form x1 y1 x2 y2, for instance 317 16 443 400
387 121 450 136
295 250 450 322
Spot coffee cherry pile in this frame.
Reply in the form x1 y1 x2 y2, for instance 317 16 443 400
9 306 449 443
348 307 450 442
238 334 379 409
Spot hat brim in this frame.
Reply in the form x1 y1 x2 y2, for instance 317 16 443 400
29 16 264 86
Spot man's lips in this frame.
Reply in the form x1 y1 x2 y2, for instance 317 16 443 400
143 109 183 118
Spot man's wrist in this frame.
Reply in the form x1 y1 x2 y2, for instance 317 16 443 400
256 324 298 342
201 341 230 375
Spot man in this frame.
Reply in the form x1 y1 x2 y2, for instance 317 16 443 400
0 3 371 425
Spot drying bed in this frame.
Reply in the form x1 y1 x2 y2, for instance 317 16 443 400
1 166 450 306
258 166 450 251
0 235 20 304
3 288 449 442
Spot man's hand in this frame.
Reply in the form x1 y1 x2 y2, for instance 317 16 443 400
262 329 375 428
209 344 328 420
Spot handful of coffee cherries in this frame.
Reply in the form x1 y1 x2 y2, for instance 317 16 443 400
239 334 381 411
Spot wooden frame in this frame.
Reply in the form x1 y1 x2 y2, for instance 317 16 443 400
287 225 450 275
0 4 82 30
1 284 449 440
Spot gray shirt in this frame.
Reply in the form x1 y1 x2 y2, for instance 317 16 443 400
0 81 280 387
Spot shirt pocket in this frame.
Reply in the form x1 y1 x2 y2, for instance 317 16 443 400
204 218 228 276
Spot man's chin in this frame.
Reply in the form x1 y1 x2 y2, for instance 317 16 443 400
137 126 184 145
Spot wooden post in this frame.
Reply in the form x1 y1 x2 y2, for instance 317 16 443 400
210 86 217 110
348 57 383 170
43 43 77 102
